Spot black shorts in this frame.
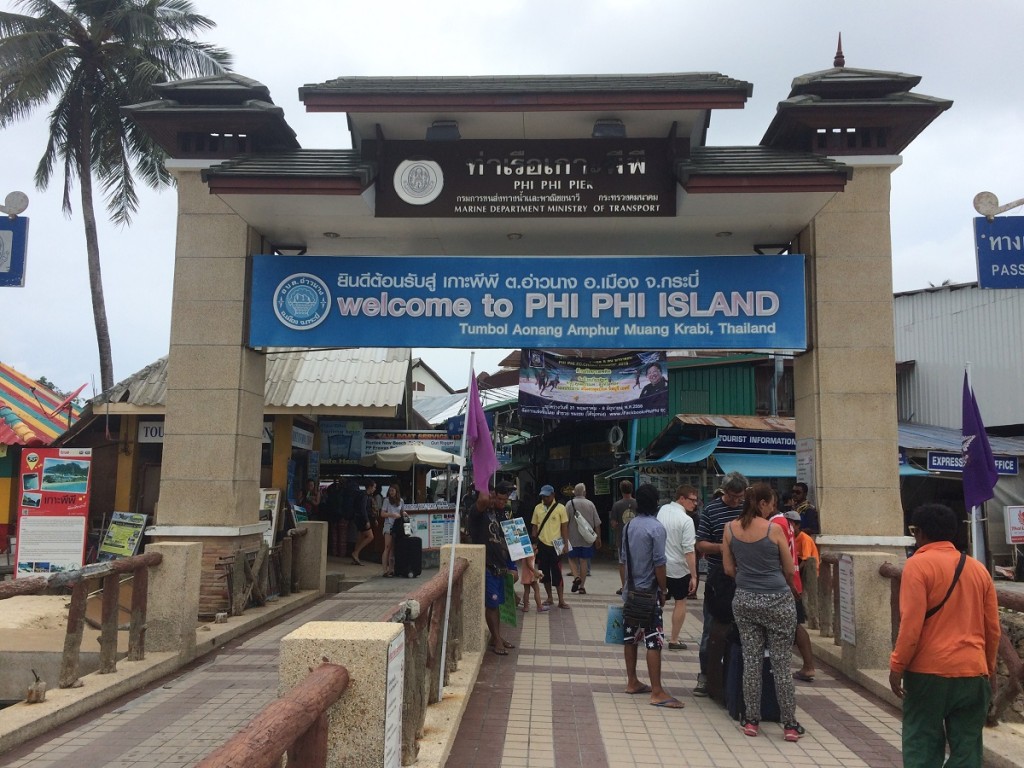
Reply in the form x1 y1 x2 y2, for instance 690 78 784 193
795 593 806 624
665 575 692 601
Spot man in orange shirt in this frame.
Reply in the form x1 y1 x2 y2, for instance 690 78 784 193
889 504 1001 768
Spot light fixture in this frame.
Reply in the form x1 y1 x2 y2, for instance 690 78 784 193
323 231 340 239
715 231 733 238
426 120 461 141
271 244 307 256
592 119 626 139
506 233 523 241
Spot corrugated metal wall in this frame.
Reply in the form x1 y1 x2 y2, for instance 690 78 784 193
634 362 757 449
893 285 1024 429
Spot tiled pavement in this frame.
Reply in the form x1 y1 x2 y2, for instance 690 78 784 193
0 558 1000 767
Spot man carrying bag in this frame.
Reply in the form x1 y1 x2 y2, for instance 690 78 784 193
620 484 682 708
532 485 571 609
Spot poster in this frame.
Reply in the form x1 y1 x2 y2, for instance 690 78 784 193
519 349 669 420
500 517 534 561
259 488 282 546
97 512 147 560
15 447 92 577
383 630 405 768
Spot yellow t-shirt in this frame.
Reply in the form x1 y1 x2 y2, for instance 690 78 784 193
532 501 568 546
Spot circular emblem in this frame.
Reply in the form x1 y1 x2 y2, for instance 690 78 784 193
274 273 331 331
394 159 443 205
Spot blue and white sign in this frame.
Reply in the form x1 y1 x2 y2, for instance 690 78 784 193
974 216 1024 289
717 429 796 451
926 451 1019 476
249 254 808 351
0 216 29 287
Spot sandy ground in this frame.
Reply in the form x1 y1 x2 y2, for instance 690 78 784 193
0 596 70 631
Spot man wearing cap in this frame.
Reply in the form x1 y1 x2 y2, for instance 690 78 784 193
469 480 516 656
532 484 571 609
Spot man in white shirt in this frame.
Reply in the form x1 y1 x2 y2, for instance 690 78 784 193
657 485 699 650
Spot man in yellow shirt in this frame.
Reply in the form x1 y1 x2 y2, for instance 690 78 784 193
889 504 1001 768
532 485 571 609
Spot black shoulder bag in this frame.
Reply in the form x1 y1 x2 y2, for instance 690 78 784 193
622 521 659 627
924 551 968 619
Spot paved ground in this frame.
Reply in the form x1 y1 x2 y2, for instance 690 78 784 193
0 557 1012 767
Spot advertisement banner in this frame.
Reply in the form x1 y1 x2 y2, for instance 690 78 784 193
363 430 461 456
519 349 668 420
377 139 677 218
15 447 92 577
249 254 808 351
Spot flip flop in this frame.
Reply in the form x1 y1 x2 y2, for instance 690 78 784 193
502 641 516 649
537 605 550 613
793 671 815 683
650 697 685 708
625 684 652 695
558 603 571 609
491 647 508 656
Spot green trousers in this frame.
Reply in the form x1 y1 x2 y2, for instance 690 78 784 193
902 671 990 768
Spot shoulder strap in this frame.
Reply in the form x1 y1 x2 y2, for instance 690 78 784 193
924 551 968 619
624 520 638 591
538 502 557 535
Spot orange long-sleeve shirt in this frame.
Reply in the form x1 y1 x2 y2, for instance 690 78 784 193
889 541 1000 678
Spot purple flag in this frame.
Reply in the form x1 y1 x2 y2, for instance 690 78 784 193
466 373 499 492
962 372 999 509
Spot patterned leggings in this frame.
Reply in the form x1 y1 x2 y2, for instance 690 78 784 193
732 589 797 724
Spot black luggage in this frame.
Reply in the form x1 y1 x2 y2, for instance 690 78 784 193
394 535 422 578
705 618 734 706
726 642 781 722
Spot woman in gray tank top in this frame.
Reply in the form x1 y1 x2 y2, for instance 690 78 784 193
722 483 803 741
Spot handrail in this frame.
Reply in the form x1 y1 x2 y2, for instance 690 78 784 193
878 560 1024 725
0 552 163 687
196 663 350 768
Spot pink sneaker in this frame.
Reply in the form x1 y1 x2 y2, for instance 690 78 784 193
783 723 804 742
742 720 759 737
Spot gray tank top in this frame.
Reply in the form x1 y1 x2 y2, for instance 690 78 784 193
729 523 789 593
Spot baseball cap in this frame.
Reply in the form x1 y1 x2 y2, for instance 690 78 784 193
783 510 801 522
540 484 555 496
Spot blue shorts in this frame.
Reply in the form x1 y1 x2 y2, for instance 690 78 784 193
571 545 595 560
485 571 506 609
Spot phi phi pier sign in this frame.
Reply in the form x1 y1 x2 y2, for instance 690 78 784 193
249 254 807 351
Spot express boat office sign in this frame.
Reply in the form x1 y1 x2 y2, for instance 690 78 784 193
376 139 677 218
250 254 807 351
926 451 1019 476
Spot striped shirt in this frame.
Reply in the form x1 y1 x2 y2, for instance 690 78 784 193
695 498 743 569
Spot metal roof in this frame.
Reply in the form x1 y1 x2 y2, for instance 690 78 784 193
0 362 81 446
202 149 374 186
91 348 410 412
413 386 520 426
898 422 1024 457
678 146 852 181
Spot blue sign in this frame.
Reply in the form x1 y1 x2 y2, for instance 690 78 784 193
445 411 495 437
716 429 796 452
249 254 808 351
926 451 1019 476
0 216 29 287
974 216 1024 289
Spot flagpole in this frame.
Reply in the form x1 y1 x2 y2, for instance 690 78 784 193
438 353 475 700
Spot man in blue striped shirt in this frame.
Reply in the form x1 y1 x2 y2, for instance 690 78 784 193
693 471 748 697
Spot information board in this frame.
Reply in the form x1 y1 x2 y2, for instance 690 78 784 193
838 554 856 646
97 512 147 560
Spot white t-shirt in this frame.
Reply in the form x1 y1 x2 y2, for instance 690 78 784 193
657 501 696 579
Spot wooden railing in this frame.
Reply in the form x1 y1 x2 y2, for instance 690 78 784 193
0 552 163 687
195 663 350 768
376 557 469 766
878 560 1024 725
218 527 309 616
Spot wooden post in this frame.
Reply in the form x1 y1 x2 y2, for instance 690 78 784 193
231 555 246 616
100 573 120 673
128 565 149 661
280 537 292 597
287 712 329 767
59 580 89 688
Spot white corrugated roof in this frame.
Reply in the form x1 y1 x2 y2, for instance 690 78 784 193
264 347 409 408
414 386 519 425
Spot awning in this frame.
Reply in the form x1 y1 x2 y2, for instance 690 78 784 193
498 459 531 473
651 437 719 465
899 463 932 476
714 452 796 478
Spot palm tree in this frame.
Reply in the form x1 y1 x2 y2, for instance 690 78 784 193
0 0 232 391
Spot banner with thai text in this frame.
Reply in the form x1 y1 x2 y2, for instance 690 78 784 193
519 349 668 420
249 254 807 351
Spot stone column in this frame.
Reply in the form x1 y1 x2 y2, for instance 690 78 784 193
295 520 328 594
439 544 485 653
795 159 912 672
144 542 202 657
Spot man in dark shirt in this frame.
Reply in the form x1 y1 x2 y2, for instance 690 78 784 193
789 482 820 536
693 470 748 697
469 480 515 656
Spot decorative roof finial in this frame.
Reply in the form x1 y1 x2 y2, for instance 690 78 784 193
834 33 845 68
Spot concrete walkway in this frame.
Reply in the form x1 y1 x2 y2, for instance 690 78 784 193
1 558 1021 767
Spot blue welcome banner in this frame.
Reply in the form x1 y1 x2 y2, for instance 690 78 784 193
249 254 807 350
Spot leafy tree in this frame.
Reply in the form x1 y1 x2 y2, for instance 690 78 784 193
0 0 232 391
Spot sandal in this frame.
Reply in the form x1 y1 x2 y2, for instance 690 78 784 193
577 586 587 595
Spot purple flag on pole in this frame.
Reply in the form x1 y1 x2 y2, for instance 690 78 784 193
466 372 499 492
962 371 999 509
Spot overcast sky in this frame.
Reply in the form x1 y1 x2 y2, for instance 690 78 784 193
2 0 1022 395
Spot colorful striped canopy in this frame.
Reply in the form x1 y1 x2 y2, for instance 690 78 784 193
0 362 82 446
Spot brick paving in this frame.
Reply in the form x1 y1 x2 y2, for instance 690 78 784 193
0 559 978 767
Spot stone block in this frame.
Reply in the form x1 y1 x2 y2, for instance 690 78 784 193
439 544 485 653
295 521 327 594
145 543 202 657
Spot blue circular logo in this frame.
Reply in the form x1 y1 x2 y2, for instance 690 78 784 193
274 273 331 331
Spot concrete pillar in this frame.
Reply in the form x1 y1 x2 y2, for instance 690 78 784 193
439 544 485 653
295 520 327 594
280 621 404 768
144 542 202 657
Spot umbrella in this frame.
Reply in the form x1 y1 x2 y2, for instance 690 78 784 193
358 441 466 471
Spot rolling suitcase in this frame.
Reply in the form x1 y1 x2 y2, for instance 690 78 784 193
726 643 781 722
395 535 422 578
705 618 734 706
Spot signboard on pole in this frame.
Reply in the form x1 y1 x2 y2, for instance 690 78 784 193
97 512 147 560
1005 505 1024 545
974 216 1024 289
0 216 29 287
